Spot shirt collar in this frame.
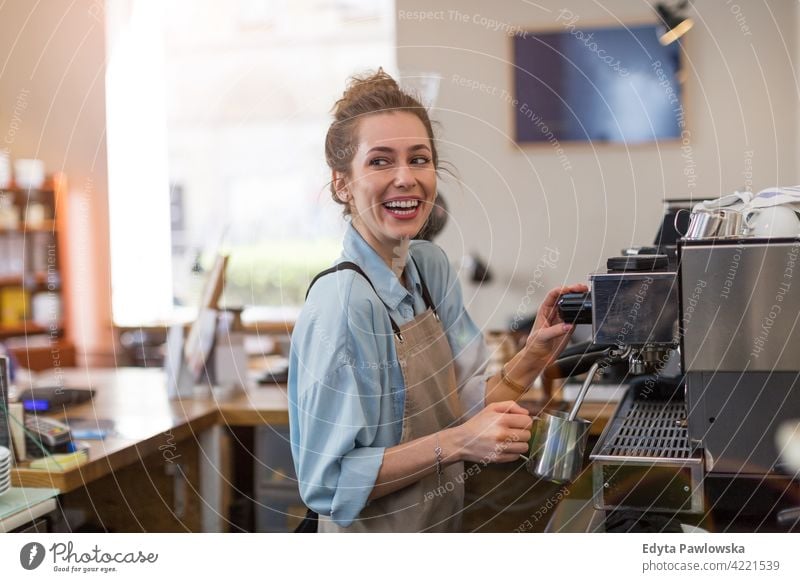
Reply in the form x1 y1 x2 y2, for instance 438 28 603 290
341 223 422 311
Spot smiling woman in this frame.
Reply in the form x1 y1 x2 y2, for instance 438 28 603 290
288 70 586 533
334 110 437 269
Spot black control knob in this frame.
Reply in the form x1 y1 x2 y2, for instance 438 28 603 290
557 292 592 325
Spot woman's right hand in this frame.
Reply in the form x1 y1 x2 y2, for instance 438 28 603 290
449 401 533 463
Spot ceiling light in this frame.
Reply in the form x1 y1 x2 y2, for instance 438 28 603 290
656 0 694 45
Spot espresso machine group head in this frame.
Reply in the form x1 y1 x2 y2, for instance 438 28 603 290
556 253 680 375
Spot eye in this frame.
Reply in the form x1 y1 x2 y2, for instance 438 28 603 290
368 157 390 167
410 156 431 166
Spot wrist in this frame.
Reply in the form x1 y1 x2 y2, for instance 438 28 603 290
503 353 540 386
438 427 464 464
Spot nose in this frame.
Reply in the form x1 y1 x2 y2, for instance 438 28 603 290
392 163 416 189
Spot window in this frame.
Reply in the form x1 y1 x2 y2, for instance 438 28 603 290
106 0 396 325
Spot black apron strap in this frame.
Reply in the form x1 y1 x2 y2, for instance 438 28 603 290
408 255 439 319
305 261 403 339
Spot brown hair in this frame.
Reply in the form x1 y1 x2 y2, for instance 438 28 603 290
325 69 439 214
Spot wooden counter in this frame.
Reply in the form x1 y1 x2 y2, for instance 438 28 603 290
12 369 617 492
10 368 291 532
9 368 618 532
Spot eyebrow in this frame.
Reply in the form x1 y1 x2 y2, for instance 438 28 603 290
366 144 431 154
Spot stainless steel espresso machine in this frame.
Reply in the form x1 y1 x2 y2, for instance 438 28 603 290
552 237 800 531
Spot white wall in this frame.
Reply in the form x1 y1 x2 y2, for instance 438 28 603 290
396 0 798 329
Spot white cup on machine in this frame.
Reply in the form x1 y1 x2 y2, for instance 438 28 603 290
744 205 800 238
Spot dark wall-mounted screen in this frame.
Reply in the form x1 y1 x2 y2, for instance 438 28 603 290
513 24 683 144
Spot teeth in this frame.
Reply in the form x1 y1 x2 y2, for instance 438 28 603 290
384 199 420 209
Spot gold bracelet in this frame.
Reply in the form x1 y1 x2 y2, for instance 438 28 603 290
500 364 529 395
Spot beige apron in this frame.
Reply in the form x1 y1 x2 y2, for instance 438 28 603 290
314 261 465 532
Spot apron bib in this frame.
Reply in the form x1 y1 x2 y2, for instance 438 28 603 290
307 261 465 532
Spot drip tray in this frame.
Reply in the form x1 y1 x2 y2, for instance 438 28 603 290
598 399 691 459
590 388 704 514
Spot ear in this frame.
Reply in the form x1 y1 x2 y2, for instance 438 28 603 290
332 171 350 202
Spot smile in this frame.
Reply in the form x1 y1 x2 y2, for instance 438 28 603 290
382 199 421 217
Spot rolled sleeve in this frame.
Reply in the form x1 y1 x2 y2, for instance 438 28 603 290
292 359 387 527
333 446 385 526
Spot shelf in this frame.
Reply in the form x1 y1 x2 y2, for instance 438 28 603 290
0 272 59 287
0 178 57 193
0 220 57 234
0 322 62 339
0 173 69 345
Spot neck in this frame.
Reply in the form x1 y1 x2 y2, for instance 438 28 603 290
388 237 410 279
353 221 410 279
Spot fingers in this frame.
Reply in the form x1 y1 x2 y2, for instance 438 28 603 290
539 283 589 319
533 323 573 343
540 283 588 308
504 413 534 430
489 401 529 416
489 441 529 463
500 441 530 454
539 287 565 313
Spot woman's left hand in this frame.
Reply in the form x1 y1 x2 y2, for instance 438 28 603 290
520 283 589 371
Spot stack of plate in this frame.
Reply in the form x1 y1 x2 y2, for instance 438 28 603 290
0 446 11 496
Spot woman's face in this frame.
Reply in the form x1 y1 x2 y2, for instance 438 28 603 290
337 111 436 261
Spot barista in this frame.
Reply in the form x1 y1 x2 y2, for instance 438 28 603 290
288 69 587 532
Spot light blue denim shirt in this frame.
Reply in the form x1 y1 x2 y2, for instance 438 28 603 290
288 223 489 527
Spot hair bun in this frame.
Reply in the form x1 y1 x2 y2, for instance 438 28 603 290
333 68 403 120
